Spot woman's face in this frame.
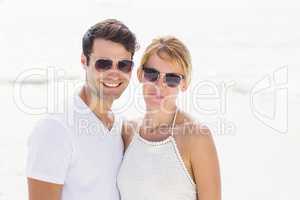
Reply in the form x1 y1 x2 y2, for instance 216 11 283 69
139 52 186 112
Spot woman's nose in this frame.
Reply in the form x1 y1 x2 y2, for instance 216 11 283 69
155 76 167 88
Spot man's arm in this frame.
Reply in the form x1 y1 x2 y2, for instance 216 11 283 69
26 117 73 200
28 178 63 200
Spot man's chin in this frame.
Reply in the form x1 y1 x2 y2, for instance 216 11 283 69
96 87 124 99
108 94 121 101
100 92 122 101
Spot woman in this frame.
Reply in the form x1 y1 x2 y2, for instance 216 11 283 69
117 36 221 200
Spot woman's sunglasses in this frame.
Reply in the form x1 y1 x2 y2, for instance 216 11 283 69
94 59 134 73
142 66 185 88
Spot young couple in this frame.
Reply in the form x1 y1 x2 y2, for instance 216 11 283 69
26 19 221 200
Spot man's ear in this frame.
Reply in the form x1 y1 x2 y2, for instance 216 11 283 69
81 53 88 69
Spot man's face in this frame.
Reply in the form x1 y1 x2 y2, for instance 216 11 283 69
82 38 133 102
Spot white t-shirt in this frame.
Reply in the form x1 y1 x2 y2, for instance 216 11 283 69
26 94 124 200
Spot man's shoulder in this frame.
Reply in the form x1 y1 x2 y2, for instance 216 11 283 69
40 113 69 128
39 94 86 130
30 113 72 141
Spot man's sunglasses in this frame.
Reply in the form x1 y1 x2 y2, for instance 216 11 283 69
142 66 185 88
94 59 134 73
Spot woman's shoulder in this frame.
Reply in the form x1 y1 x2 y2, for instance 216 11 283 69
175 111 218 169
174 111 214 149
175 110 210 133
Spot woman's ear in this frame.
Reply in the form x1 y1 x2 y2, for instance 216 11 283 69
180 79 188 92
137 67 143 83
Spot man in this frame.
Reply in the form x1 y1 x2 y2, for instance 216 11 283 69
26 19 138 200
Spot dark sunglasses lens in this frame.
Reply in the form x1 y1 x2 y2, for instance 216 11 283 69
143 67 159 82
95 59 112 71
165 74 182 87
118 60 134 73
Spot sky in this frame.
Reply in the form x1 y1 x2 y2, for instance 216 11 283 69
0 0 299 83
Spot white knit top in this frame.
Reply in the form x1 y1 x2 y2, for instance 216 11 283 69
117 110 197 200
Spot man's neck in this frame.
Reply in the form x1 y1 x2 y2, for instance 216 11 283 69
79 85 113 117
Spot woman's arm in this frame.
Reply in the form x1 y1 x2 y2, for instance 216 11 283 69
189 125 221 200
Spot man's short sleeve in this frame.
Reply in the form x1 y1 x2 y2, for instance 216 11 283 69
26 117 73 184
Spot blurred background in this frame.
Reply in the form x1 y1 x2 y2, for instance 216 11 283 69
0 0 299 199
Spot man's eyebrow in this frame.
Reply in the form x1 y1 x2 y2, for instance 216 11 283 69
90 55 132 60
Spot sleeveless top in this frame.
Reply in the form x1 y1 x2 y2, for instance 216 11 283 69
117 109 197 200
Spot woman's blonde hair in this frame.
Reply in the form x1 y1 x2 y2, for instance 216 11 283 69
139 36 192 87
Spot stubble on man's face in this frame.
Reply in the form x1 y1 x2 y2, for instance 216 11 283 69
85 39 133 103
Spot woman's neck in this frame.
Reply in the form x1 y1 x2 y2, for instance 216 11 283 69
143 106 178 129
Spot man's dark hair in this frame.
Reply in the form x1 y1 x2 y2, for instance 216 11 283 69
82 19 138 64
